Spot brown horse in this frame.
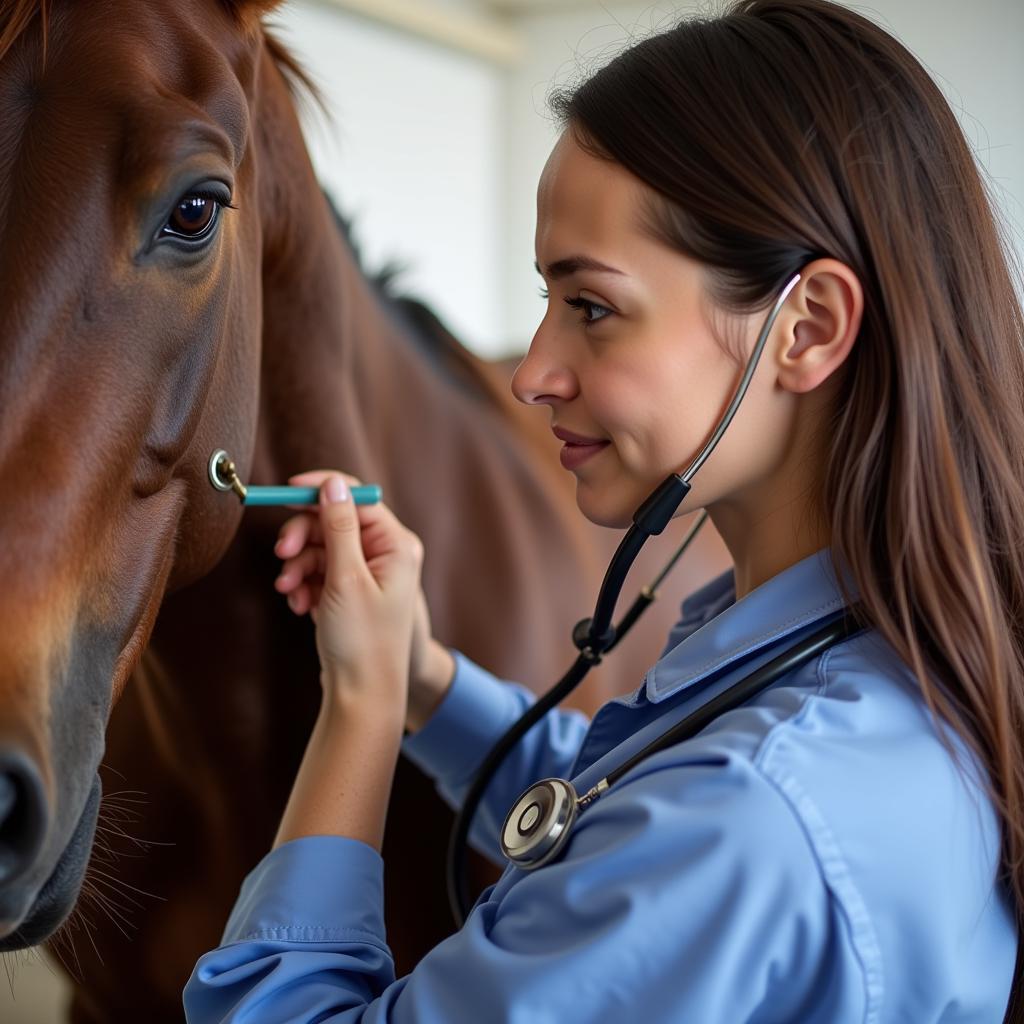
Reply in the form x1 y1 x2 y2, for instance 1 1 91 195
0 1 730 1019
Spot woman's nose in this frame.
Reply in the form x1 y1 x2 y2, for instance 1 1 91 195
510 328 578 406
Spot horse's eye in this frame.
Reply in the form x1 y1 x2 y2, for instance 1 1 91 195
163 195 220 240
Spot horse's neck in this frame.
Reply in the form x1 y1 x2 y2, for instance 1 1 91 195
250 193 543 502
251 193 386 485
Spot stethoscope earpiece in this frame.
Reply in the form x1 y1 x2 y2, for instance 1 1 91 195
501 778 579 870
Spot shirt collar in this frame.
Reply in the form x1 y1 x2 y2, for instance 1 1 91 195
643 546 859 703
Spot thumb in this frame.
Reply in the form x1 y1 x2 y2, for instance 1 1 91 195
319 474 366 590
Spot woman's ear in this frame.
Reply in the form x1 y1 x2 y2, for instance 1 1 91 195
776 259 863 395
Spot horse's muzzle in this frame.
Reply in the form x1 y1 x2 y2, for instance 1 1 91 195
0 748 48 895
0 773 101 946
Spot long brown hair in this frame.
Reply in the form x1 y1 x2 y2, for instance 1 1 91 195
551 0 1024 1013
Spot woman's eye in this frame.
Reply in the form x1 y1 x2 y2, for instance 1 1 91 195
564 295 612 326
161 194 224 241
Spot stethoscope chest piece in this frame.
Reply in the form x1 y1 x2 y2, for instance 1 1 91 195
500 778 579 871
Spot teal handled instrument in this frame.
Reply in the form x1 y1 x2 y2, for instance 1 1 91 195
208 449 382 506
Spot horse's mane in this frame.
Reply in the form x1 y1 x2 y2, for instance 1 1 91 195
324 193 512 404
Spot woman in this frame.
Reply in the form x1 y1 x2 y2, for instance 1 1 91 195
184 0 1023 1019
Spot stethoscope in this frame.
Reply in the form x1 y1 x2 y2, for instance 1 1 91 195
446 268 868 926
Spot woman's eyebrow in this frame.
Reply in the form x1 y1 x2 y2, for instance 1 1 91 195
534 256 626 281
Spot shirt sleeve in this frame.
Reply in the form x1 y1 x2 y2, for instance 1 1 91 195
183 753 866 1023
400 648 592 861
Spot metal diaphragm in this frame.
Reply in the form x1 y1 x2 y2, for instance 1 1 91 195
500 778 579 871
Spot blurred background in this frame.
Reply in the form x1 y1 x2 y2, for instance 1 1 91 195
2 0 1022 1018
275 0 1024 359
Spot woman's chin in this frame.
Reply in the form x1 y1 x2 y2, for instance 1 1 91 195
575 488 636 530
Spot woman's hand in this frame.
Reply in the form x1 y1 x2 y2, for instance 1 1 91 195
273 470 423 708
276 471 455 730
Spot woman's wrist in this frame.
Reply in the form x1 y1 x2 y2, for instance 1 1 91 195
320 663 408 720
273 692 404 851
407 640 457 734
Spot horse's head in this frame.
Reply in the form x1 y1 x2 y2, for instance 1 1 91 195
0 0 283 944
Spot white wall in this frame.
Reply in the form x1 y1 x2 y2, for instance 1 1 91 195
267 1 508 355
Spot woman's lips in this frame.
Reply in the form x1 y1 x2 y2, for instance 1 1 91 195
559 440 610 471
551 426 611 470
552 426 606 445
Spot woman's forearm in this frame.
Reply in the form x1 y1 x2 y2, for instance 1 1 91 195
273 687 405 852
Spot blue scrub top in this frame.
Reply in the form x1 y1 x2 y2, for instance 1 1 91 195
184 547 1016 1022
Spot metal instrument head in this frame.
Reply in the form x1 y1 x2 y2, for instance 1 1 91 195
208 449 234 492
208 449 248 501
500 778 579 871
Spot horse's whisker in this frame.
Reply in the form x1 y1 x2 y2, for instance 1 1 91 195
77 905 106 968
100 791 150 804
86 866 167 903
2 951 15 1001
53 904 92 978
99 762 128 781
80 881 132 942
85 874 146 912
94 820 174 849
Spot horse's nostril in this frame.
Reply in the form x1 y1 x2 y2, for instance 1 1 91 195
0 775 13 819
0 753 47 885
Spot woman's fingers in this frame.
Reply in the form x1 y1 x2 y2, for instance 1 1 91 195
273 470 412 620
289 579 323 616
276 471 366 557
275 545 326 593
276 512 324 559
287 469 363 488
275 514 310 559
278 498 409 566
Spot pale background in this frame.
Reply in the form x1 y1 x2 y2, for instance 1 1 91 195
279 0 1024 358
3 0 1022 1018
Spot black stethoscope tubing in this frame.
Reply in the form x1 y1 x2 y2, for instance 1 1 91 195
449 601 865 920
498 607 866 872
445 510 709 924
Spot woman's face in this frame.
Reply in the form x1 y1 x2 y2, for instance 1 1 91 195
512 130 781 530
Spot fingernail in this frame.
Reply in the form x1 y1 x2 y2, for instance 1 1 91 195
287 593 298 612
324 477 349 504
